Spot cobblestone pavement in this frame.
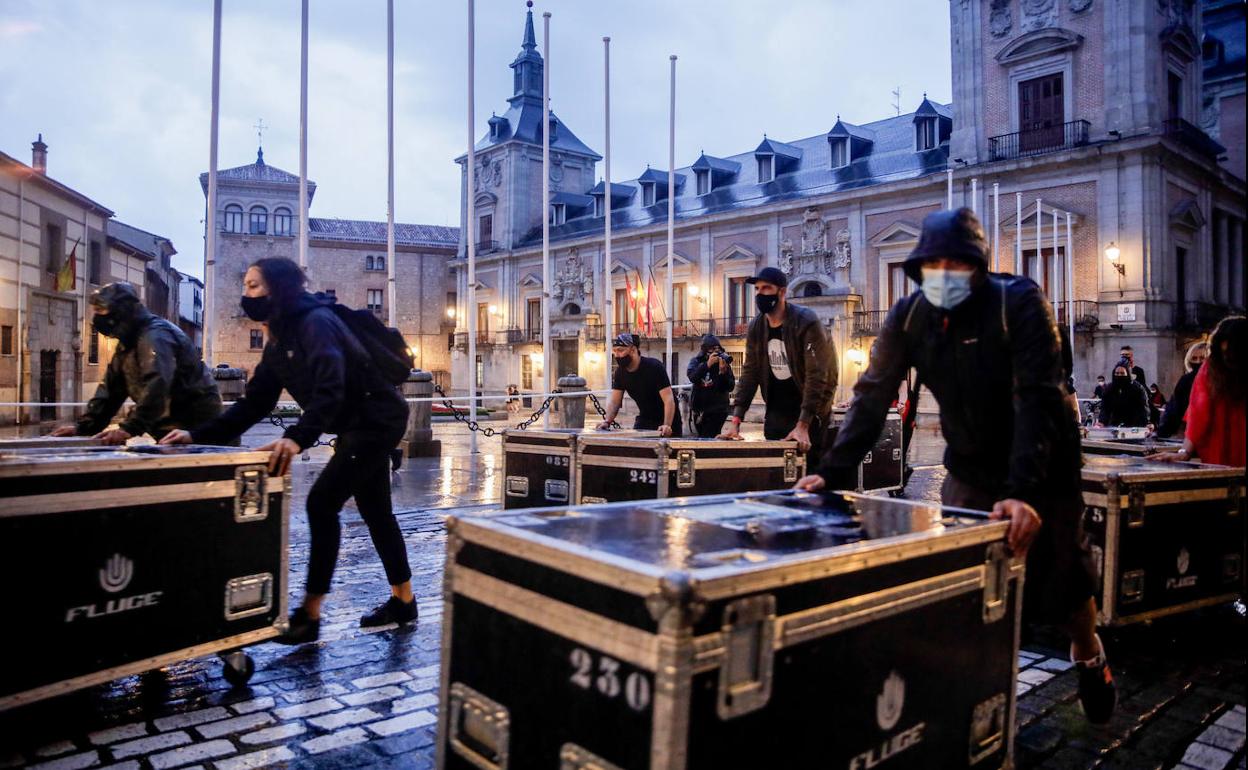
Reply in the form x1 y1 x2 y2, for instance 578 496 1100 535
0 417 1243 769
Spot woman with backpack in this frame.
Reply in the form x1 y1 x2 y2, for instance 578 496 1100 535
161 257 415 643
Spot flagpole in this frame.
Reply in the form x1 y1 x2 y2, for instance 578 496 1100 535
1051 205 1060 307
541 10 552 429
946 168 953 208
666 54 676 380
970 177 977 215
204 0 221 366
1066 212 1075 364
465 0 478 456
1015 192 1022 274
386 0 396 327
992 183 1000 272
15 174 25 424
602 36 613 390
1035 197 1042 285
298 0 309 272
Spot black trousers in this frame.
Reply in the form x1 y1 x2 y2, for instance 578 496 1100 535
692 409 729 438
764 410 829 464
305 428 411 596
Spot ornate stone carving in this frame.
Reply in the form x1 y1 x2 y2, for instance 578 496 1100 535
553 248 592 305
1070 0 1093 14
550 157 565 189
780 209 849 278
488 159 503 188
1020 0 1057 32
832 228 852 270
990 0 1012 38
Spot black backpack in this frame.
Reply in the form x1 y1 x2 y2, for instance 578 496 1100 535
325 303 415 386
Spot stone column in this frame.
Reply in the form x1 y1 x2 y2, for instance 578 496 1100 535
401 369 441 457
556 374 587 430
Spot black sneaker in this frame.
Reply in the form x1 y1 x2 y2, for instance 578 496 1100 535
277 607 320 645
360 596 418 628
1076 657 1117 724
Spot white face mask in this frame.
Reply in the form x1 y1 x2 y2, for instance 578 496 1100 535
920 267 974 309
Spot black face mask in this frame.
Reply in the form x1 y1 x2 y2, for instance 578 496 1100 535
91 313 121 338
240 295 272 322
614 354 632 367
1191 361 1202 373
755 293 779 314
1112 375 1130 387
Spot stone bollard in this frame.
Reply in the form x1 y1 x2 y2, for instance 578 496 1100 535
401 369 441 457
556 375 588 430
211 366 247 403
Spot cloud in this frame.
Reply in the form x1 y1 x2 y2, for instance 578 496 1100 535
0 20 41 39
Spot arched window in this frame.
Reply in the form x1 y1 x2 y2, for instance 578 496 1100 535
272 207 292 236
801 282 823 298
376 255 385 271
365 255 375 271
223 204 243 233
248 206 268 235
564 303 582 316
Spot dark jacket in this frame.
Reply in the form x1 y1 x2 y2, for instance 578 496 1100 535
1156 369 1197 438
687 353 735 413
1098 380 1150 427
191 294 407 449
817 274 1082 507
732 302 838 425
78 310 220 438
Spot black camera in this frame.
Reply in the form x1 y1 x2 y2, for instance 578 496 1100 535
714 350 733 364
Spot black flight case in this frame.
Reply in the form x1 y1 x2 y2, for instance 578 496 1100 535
501 429 656 509
575 436 804 504
436 490 1024 769
1080 455 1245 626
0 444 289 710
826 409 905 493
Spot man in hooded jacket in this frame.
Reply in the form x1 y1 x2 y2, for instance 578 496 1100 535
50 282 222 444
794 208 1116 725
687 334 735 437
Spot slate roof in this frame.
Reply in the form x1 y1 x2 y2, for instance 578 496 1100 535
692 153 743 175
108 220 175 260
308 218 459 248
1202 0 1246 84
515 102 953 248
198 149 318 195
828 118 876 143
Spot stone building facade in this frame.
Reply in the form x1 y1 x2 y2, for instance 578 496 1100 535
1 139 154 425
449 1 1245 403
200 151 460 385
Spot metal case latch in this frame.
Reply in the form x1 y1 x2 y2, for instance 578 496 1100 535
234 466 269 522
448 682 510 770
983 543 1010 623
560 743 623 770
968 693 1007 764
1126 487 1146 528
581 496 607 505
677 450 696 488
544 479 569 502
504 476 529 498
863 451 873 464
717 594 776 719
783 450 798 482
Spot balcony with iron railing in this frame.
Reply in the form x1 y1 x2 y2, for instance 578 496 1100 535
852 310 888 337
1163 118 1226 159
988 120 1090 162
474 240 500 254
1053 300 1100 331
1173 301 1242 331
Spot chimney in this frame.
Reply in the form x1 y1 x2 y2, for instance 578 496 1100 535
31 134 47 174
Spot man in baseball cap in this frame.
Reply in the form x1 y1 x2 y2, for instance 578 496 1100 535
596 332 681 436
720 266 838 459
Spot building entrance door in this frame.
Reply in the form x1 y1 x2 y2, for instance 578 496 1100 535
40 350 58 421
556 339 578 380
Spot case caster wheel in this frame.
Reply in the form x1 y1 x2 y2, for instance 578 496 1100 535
221 651 255 687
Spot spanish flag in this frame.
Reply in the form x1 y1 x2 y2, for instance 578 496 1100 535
56 238 79 293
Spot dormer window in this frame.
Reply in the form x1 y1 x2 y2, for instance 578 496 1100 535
915 118 938 151
696 170 710 196
641 182 656 207
593 195 603 217
757 155 774 183
550 203 566 226
830 137 850 169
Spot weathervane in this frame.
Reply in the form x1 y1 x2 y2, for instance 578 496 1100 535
254 118 267 150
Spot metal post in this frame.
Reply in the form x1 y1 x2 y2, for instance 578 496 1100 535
970 177 977 215
1066 211 1075 365
1052 205 1060 306
298 0 309 272
666 55 676 374
386 0 396 327
1035 198 1042 286
541 11 552 428
992 183 1000 272
204 0 221 366
602 36 612 390
946 168 953 208
1015 192 1023 275
15 173 24 424
466 0 478 455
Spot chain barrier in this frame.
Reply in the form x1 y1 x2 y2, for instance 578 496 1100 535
586 392 620 430
266 413 334 450
431 384 559 437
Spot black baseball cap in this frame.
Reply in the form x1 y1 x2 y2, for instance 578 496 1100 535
745 266 788 288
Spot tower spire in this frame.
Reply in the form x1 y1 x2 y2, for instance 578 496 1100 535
509 1 543 105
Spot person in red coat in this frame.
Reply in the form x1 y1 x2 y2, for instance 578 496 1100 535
1150 316 1245 467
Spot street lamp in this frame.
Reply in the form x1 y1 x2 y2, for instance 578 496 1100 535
1104 243 1123 275
846 348 866 366
446 307 456 320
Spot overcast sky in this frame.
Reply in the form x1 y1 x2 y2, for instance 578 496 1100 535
0 1 952 278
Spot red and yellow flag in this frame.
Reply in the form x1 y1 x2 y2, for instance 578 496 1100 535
56 238 79 293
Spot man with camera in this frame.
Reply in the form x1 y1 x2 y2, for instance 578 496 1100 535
687 334 735 437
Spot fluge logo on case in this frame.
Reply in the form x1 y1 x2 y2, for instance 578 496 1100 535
849 670 926 769
876 671 905 731
99 553 133 594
